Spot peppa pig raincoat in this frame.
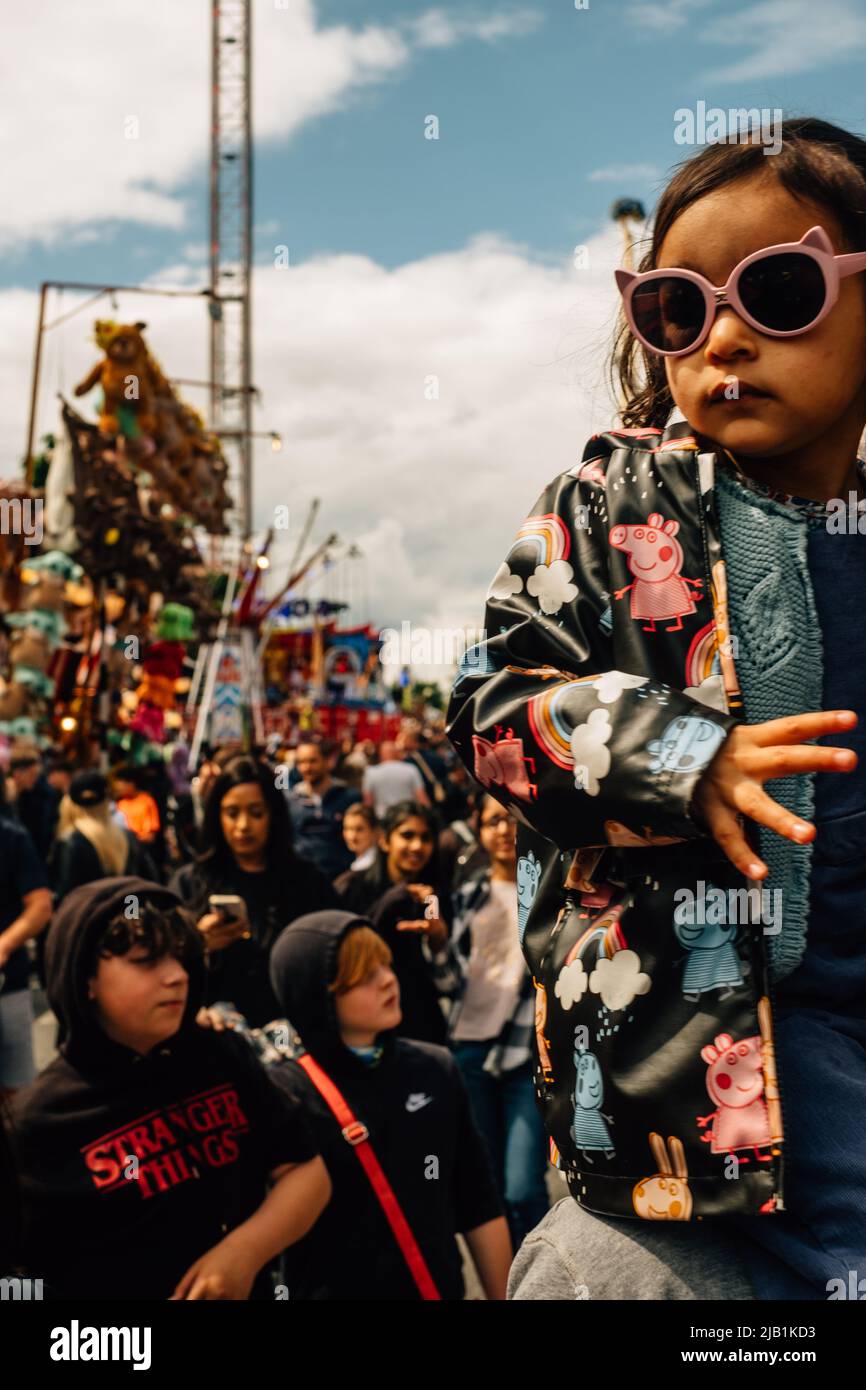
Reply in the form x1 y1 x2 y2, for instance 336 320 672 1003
446 419 786 1221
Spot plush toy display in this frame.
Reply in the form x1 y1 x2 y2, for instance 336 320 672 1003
129 635 189 744
1 311 223 755
73 320 159 438
72 320 231 532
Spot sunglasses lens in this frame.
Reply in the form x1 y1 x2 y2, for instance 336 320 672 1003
630 277 706 353
738 252 825 332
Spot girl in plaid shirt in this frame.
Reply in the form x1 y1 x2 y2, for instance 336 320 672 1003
439 796 549 1247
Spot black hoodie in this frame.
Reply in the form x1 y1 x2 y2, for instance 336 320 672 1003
9 877 318 1300
268 910 502 1300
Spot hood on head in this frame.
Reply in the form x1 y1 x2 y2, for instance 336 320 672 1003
269 909 378 1061
45 876 205 1064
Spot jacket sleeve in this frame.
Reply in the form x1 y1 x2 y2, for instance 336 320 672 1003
446 466 737 851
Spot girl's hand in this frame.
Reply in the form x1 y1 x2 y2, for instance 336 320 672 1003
396 884 447 948
404 883 434 904
396 917 448 949
692 709 858 878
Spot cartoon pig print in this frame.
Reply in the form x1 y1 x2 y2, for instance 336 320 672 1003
609 513 703 632
647 715 726 775
517 850 542 943
697 1032 773 1164
571 1041 615 1163
472 725 538 802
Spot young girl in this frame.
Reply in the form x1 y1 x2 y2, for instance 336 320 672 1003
447 796 549 1250
335 800 453 1044
341 802 379 872
447 116 866 1300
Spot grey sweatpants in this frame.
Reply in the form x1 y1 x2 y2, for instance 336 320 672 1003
508 1196 754 1300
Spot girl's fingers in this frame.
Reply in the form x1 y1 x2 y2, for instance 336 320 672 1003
751 710 857 746
734 783 815 846
743 744 857 778
705 802 767 879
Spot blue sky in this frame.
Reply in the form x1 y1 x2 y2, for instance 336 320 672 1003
5 0 865 289
3 0 866 658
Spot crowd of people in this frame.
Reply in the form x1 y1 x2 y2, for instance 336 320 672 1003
0 720 545 1300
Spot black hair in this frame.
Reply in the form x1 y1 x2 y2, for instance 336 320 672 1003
9 755 39 772
88 900 203 974
199 754 294 875
378 799 444 880
611 116 866 428
112 764 143 788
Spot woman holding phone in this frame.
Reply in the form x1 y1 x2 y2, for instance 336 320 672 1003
170 756 338 1027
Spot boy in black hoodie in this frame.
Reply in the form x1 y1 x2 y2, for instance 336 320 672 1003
9 877 330 1300
268 909 512 1300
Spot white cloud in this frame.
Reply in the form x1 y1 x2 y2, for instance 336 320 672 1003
0 1 540 248
570 707 612 795
626 0 866 83
555 959 589 1010
624 0 711 32
594 671 647 704
587 164 661 184
2 222 624 655
698 0 866 83
526 558 577 614
488 562 523 602
589 950 651 1010
408 7 542 48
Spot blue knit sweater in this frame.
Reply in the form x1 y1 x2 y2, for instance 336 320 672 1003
715 466 823 980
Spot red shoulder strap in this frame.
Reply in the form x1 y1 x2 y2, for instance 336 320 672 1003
297 1052 441 1301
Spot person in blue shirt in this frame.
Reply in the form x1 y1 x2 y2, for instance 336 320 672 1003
286 739 361 880
0 770 53 1093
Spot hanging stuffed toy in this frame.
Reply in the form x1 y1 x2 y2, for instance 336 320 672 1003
73 320 158 438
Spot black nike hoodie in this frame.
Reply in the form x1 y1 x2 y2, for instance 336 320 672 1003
8 877 318 1300
268 909 503 1300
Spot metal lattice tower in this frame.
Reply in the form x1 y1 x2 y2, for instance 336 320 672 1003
210 0 253 538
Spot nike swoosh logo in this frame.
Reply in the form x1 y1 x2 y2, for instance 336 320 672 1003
405 1094 433 1112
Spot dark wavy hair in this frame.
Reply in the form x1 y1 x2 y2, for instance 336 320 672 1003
89 900 203 972
199 755 294 876
378 799 444 882
611 117 866 429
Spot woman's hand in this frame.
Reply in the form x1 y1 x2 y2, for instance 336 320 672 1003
396 883 448 950
196 909 250 953
170 1238 259 1301
692 709 858 878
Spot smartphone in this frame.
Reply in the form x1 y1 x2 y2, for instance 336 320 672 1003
208 894 247 923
